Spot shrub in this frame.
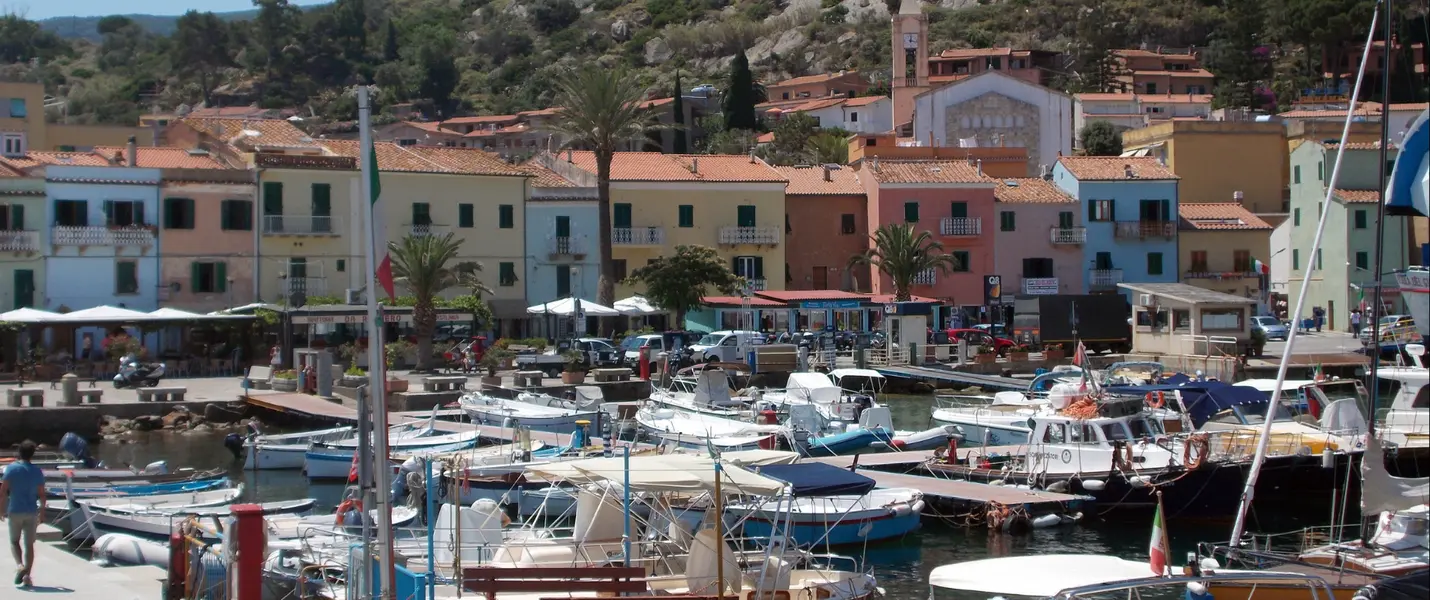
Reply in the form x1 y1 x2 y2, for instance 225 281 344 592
273 369 299 380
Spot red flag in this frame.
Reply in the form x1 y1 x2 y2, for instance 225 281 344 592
1149 492 1170 575
348 448 360 483
1072 340 1086 366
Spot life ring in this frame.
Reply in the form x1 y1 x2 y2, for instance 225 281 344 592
1183 433 1209 470
1145 391 1165 409
335 498 363 526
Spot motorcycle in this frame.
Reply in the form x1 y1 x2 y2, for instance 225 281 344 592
113 354 165 388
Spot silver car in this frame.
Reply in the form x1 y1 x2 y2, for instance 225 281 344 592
1250 316 1289 341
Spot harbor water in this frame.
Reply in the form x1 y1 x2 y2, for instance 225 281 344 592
92 394 1338 598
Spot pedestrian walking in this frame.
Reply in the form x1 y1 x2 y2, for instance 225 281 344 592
1350 310 1362 334
0 440 45 588
1312 306 1324 332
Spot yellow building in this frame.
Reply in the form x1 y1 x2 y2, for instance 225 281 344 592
534 151 788 297
0 164 45 310
1177 202 1273 299
1121 121 1288 215
0 81 154 153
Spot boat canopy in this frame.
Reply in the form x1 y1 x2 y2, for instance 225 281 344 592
786 372 842 404
751 463 877 497
524 450 798 496
1106 375 1271 428
928 555 1154 596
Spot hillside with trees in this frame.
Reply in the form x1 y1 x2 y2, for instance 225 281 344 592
1 0 1425 129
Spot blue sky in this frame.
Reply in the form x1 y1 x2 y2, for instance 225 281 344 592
20 1 331 20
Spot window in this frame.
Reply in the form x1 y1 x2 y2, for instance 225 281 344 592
1293 208 1301 226
1355 251 1369 271
1022 257 1054 277
678 205 694 228
904 202 919 223
459 204 474 228
1147 252 1164 276
1 133 24 157
1317 161 1323 180
1088 199 1115 221
988 57 1002 69
1353 209 1367 229
1189 250 1208 272
397 138 417 146
1231 250 1251 273
54 200 88 227
262 182 283 215
1317 202 1322 217
949 201 968 219
613 203 632 229
1316 248 1323 270
115 261 139 295
336 259 345 272
411 202 431 226
1094 252 1113 270
1293 249 1300 270
103 200 145 227
613 259 627 281
999 211 1015 232
288 257 308 279
1200 308 1244 331
840 214 856 234
7 98 25 117
556 265 571 297
13 269 35 309
1145 82 1158 94
1058 211 1074 228
555 216 571 239
951 251 970 272
308 184 331 218
1293 165 1301 184
498 262 517 286
220 200 252 231
850 111 859 123
498 205 514 229
731 256 764 280
737 205 756 227
164 197 195 230
0 204 23 230
191 261 227 294
813 266 829 290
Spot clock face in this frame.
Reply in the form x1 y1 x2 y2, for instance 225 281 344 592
903 33 918 49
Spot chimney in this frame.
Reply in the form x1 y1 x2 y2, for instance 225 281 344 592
871 157 880 172
748 148 755 164
126 136 138 167
1233 190 1244 205
691 157 699 173
976 159 983 177
1124 164 1136 178
1039 164 1049 180
823 165 833 182
565 148 573 163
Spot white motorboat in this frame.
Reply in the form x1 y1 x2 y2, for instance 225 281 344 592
304 429 480 480
262 505 421 540
77 485 243 513
243 425 354 470
79 497 317 539
648 368 750 418
930 390 1049 446
1375 344 1429 452
458 391 603 433
636 404 780 451
928 554 1163 597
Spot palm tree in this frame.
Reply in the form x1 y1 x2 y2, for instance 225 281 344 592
547 66 657 307
387 232 482 371
849 224 960 302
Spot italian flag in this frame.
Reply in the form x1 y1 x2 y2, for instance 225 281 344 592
1254 259 1269 275
1149 495 1170 575
368 143 395 300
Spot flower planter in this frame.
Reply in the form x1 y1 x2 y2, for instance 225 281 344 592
340 374 368 387
562 371 587 385
272 378 298 392
974 354 996 365
481 375 502 387
1043 349 1066 361
1007 351 1030 362
385 378 409 393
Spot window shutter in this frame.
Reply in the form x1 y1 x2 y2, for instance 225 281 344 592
191 261 202 292
459 204 474 228
1087 201 1096 221
10 204 22 230
220 201 232 230
737 205 756 227
614 204 633 229
950 202 967 219
216 262 227 292
904 202 919 223
731 257 740 276
135 203 146 227
263 182 283 215
1160 199 1170 222
311 184 331 216
104 200 114 225
184 199 195 228
754 257 764 279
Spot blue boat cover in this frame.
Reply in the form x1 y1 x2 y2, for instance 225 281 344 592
1104 377 1271 428
752 463 876 497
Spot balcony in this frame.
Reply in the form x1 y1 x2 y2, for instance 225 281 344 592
939 217 983 237
1089 269 1124 291
1113 220 1176 240
612 226 665 246
409 223 450 237
718 226 780 246
0 230 40 252
1184 270 1262 281
282 277 327 297
1049 227 1087 245
1021 277 1060 295
548 236 586 258
264 215 340 236
740 278 767 292
52 225 155 247
913 269 937 286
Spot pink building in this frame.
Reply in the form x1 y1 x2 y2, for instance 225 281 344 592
991 178 1085 298
859 159 996 311
155 153 256 312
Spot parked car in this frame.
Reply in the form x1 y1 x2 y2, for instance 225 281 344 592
620 334 666 370
688 330 763 363
1360 315 1420 346
972 323 1011 338
514 337 622 377
1250 315 1289 341
945 328 1016 356
690 84 716 96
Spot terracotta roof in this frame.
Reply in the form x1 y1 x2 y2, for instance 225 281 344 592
767 71 862 88
1334 189 1381 204
868 294 938 303
91 146 228 169
558 151 786 183
756 99 817 110
186 106 278 118
0 152 111 170
754 290 869 302
787 98 847 113
519 163 578 188
845 96 886 107
1388 103 1429 111
401 146 528 176
701 296 786 307
1129 68 1214 78
1277 107 1380 118
928 74 971 84
400 121 457 134
179 117 318 149
1076 93 1213 104
994 178 1075 203
936 48 1015 58
1112 48 1199 59
1057 156 1179 181
1178 203 1272 230
518 107 563 117
775 165 865 195
1326 141 1398 151
639 98 674 109
866 160 990 184
442 114 520 126
755 132 775 144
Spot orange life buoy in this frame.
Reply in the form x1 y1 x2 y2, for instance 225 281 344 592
1145 391 1165 409
335 498 363 526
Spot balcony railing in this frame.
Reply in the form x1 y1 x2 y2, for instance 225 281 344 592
549 236 585 257
1049 227 1088 245
1089 269 1124 290
264 215 339 235
1184 270 1262 280
1114 220 1176 240
719 226 780 245
283 277 327 297
1022 277 1060 295
409 223 450 237
52 225 155 247
939 217 983 237
740 278 767 291
0 230 40 252
612 226 665 246
913 269 937 285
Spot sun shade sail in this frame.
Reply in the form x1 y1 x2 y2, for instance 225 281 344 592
751 463 876 497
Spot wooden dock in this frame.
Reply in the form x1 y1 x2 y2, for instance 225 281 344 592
875 365 1028 390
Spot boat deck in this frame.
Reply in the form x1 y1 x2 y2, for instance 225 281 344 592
0 523 164 598
874 365 1028 390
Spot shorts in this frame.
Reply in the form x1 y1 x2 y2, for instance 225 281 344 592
7 513 37 545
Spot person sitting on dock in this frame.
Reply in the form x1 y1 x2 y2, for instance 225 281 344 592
0 440 45 588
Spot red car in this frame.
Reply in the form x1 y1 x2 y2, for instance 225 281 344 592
945 328 1016 356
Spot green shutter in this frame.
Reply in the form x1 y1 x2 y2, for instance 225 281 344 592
117 262 137 294
614 204 633 228
737 205 756 227
216 262 227 292
1293 165 1301 184
1088 200 1096 221
904 202 919 223
499 262 515 285
1148 253 1163 276
311 184 331 216
1354 209 1367 229
219 200 232 230
950 202 967 219
336 259 346 272
555 216 571 237
103 200 114 225
1293 249 1300 270
190 261 201 292
459 204 474 228
134 203 146 227
1294 208 1301 226
753 257 764 279
1095 252 1112 269
13 269 34 309
1058 211 1072 228
1000 211 1015 231
262 182 283 214
678 205 694 227
556 265 571 297
10 204 22 230
953 251 969 272
1159 200 1170 222
499 205 514 229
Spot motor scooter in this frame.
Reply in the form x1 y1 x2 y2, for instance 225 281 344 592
113 353 166 388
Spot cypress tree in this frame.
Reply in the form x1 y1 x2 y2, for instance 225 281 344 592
673 71 688 153
723 49 759 131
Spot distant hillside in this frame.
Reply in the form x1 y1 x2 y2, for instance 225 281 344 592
38 3 329 41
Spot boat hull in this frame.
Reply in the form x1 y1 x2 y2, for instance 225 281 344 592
462 407 603 434
929 420 1030 447
798 428 891 457
245 444 308 470
731 502 922 546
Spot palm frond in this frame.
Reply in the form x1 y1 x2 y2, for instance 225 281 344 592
547 66 659 154
850 223 958 300
387 233 465 301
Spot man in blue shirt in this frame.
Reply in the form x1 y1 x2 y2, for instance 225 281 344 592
0 440 45 588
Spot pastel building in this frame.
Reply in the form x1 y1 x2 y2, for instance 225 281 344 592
991 178 1085 297
523 164 600 305
0 162 44 310
861 159 996 315
1052 156 1181 298
153 150 255 312
1177 203 1273 301
777 164 870 292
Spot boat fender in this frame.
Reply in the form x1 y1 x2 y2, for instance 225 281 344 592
1031 514 1062 528
1322 446 1334 469
1129 475 1152 488
1045 480 1070 494
989 479 1005 486
1081 479 1106 491
910 500 926 516
1058 512 1080 525
1296 444 1313 458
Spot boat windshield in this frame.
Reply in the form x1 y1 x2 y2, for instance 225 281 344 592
1232 401 1294 425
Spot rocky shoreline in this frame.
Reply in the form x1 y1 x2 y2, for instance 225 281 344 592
98 403 252 441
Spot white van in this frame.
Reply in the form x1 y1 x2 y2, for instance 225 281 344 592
620 334 665 369
688 330 763 363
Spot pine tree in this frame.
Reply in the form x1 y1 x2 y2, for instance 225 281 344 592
722 49 763 132
673 71 688 154
384 20 400 62
1206 0 1271 109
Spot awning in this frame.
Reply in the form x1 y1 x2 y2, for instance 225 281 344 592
1106 375 1272 428
0 308 62 323
525 297 619 317
751 463 876 497
614 295 664 316
60 305 152 322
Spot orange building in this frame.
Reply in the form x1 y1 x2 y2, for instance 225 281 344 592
927 48 1062 87
847 133 1029 178
777 165 870 292
1111 48 1214 96
764 71 871 102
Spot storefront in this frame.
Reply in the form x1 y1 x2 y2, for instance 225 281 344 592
685 291 945 334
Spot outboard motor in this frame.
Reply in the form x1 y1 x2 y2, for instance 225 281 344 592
60 432 99 469
222 433 245 461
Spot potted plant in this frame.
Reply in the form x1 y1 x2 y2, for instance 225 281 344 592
974 344 997 364
384 340 412 393
340 360 367 387
1043 343 1066 361
480 347 514 387
272 369 299 392
1248 328 1267 358
1008 343 1032 362
561 349 588 384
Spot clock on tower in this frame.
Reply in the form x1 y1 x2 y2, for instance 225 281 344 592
903 33 918 49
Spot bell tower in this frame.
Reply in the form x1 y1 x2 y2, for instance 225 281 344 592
891 0 930 128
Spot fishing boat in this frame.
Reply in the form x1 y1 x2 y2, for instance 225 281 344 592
242 424 355 470
647 367 750 418
636 404 780 451
53 473 231 500
457 391 603 433
304 430 480 480
722 463 923 546
79 497 318 540
75 485 243 513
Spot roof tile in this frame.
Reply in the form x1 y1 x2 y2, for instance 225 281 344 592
178 117 318 150
1057 156 1179 181
400 146 528 176
994 178 1075 203
1325 141 1398 151
518 163 578 188
775 165 865 195
1334 189 1381 204
767 70 864 88
1177 203 1272 230
1076 93 1213 104
91 146 229 169
866 160 990 184
559 151 786 183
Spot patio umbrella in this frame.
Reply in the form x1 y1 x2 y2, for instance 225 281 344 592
614 296 663 316
524 298 618 317
60 305 151 323
0 308 61 324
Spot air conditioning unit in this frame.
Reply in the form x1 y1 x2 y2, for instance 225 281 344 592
1138 294 1155 307
345 288 363 305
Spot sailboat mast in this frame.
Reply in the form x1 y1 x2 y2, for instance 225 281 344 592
1227 7 1383 546
1368 0 1394 439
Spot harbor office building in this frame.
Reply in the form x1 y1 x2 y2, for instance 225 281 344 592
685 290 942 333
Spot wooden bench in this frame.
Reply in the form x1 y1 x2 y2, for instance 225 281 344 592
462 566 647 600
513 370 544 387
246 366 273 390
6 388 44 408
422 375 467 393
78 389 104 404
592 367 633 382
137 386 187 402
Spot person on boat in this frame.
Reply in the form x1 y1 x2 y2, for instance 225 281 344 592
0 441 45 588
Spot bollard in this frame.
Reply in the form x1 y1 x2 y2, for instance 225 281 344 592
61 373 80 407
228 504 266 600
638 347 650 380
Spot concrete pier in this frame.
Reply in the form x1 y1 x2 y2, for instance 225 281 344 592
0 376 249 445
0 523 164 598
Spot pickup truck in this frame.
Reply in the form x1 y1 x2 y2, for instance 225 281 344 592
513 338 623 377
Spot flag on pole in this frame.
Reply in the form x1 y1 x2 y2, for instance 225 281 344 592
1357 287 1366 310
367 143 395 301
1313 363 1325 382
1149 492 1170 575
348 445 360 483
1253 259 1269 275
